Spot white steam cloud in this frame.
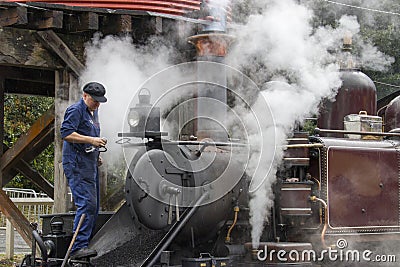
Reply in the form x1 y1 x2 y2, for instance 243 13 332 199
307 0 396 71
80 34 173 167
226 0 392 248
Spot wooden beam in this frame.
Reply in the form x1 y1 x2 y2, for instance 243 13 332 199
2 143 17 187
36 30 84 76
0 77 4 186
15 160 54 199
0 66 55 96
1 118 54 198
28 9 63 29
3 126 54 186
0 6 28 27
65 12 99 32
0 66 54 85
24 125 55 164
0 107 54 174
0 189 32 248
5 79 55 97
102 14 132 35
0 27 63 69
132 16 163 41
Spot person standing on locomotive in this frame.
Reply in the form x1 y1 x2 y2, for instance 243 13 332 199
60 82 107 259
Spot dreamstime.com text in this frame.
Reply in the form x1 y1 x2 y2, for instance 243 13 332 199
257 239 397 264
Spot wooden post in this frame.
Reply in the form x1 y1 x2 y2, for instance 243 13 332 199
53 69 72 213
5 219 14 259
0 77 4 186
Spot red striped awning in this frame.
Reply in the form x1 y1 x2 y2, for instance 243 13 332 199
5 0 202 16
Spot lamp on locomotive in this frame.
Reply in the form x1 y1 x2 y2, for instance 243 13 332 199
127 88 161 138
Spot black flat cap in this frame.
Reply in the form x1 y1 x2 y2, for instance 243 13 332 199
83 82 107 103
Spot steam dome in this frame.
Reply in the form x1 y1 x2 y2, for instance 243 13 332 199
318 69 377 134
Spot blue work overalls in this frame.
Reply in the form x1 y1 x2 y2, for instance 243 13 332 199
60 98 101 253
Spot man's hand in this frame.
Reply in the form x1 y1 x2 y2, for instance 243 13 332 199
64 132 107 148
91 137 107 147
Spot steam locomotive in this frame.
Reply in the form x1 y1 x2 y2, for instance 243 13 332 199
20 2 400 266
22 58 400 267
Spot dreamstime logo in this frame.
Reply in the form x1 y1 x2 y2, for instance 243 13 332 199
256 239 397 264
122 61 276 207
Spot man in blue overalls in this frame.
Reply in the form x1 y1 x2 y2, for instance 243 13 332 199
60 82 107 259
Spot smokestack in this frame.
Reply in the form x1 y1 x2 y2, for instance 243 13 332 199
188 0 234 141
339 31 355 69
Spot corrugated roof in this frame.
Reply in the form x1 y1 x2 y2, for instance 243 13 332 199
5 0 202 16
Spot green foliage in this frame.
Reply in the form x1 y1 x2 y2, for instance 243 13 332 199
4 94 54 191
302 119 317 135
360 24 400 99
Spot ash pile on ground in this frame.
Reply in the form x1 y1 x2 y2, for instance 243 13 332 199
92 228 165 267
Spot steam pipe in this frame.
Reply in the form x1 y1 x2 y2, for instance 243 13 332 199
284 143 324 149
314 128 400 137
225 206 239 243
142 192 209 267
31 228 36 267
120 140 248 147
32 229 48 265
307 175 321 191
310 196 328 248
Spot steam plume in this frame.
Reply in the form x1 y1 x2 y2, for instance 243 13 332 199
80 34 173 167
226 0 392 247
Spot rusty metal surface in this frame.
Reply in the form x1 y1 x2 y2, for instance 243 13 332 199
280 182 313 216
284 134 310 158
188 33 234 57
326 145 398 228
4 0 201 15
